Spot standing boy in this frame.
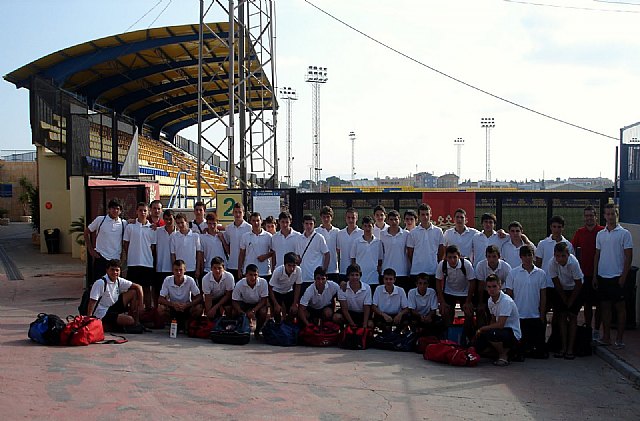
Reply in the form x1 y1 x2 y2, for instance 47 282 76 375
190 201 207 234
380 210 410 292
315 206 340 281
350 215 383 288
270 211 301 267
501 221 535 269
443 208 478 260
471 213 509 266
406 203 445 290
123 202 157 310
436 245 476 339
200 212 229 270
224 202 252 280
238 212 272 279
373 205 389 238
296 214 330 293
336 207 362 281
155 209 176 308
170 213 204 281
403 209 417 232
84 199 127 281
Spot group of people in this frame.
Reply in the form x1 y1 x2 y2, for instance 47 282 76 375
82 199 633 366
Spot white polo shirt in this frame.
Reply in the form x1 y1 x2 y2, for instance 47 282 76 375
350 235 383 285
472 231 509 266
232 277 269 304
501 240 536 269
224 220 252 270
406 223 444 275
444 226 479 259
373 223 389 239
170 230 202 272
123 220 156 267
200 233 228 271
488 291 522 340
160 275 200 303
201 270 235 299
89 275 133 319
300 280 340 309
380 228 410 277
548 254 584 290
190 219 207 234
155 226 176 272
269 264 302 294
240 229 272 275
270 229 301 267
338 281 372 313
407 287 438 316
535 236 574 287
596 224 634 278
373 285 408 315
316 225 340 274
475 259 512 290
296 232 329 282
88 215 127 260
505 265 546 318
435 258 476 296
336 227 363 275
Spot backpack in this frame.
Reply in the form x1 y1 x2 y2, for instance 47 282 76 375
210 314 251 345
442 257 467 280
372 329 419 352
340 326 372 350
78 276 118 316
299 321 341 347
262 319 300 347
28 313 66 345
187 316 216 339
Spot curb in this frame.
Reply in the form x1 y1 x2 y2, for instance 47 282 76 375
594 345 640 386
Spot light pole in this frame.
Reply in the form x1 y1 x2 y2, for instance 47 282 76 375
349 131 356 180
305 65 328 191
453 137 464 179
279 87 298 186
480 117 495 185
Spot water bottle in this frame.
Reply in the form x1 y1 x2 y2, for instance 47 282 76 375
170 318 178 338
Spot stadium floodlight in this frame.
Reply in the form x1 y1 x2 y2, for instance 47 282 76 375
349 131 356 180
305 65 328 191
279 87 298 186
480 117 495 184
453 137 464 179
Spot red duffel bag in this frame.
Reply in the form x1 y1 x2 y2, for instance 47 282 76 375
299 321 341 347
425 340 480 367
424 340 458 362
60 315 105 346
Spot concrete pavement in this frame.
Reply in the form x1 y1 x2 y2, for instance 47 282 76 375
1 223 639 420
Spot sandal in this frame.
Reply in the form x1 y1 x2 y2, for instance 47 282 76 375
493 358 510 367
564 354 575 360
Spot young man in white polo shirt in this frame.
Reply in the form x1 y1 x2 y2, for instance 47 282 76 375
337 264 373 329
548 242 583 359
123 202 157 311
337 207 362 282
155 209 176 307
231 264 269 337
476 275 521 367
170 213 203 282
406 203 445 290
296 214 330 294
380 210 410 293
474 245 512 326
190 201 207 234
158 259 203 330
373 205 389 238
84 199 128 282
201 212 229 271
270 211 301 268
407 273 443 336
298 266 340 326
224 202 252 281
350 215 383 289
471 213 509 266
87 259 143 330
443 208 479 260
403 209 417 232
202 257 235 320
316 206 340 282
501 221 536 269
238 212 272 279
505 244 547 358
268 252 302 322
594 203 633 349
436 245 476 340
372 268 409 332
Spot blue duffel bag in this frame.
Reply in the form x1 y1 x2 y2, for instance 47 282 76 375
262 319 299 346
210 314 251 345
28 313 66 345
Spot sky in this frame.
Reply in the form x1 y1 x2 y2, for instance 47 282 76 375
1 0 639 185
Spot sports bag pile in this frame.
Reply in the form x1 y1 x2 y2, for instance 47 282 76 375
299 321 341 347
28 313 66 345
262 319 299 346
210 314 251 345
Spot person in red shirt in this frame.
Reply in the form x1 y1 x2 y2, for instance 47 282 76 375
571 205 604 338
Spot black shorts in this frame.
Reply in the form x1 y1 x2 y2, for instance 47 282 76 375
443 293 468 309
477 328 517 349
598 276 625 303
126 266 154 288
237 301 260 313
581 275 598 304
103 295 126 325
545 287 556 313
348 310 367 326
308 305 334 320
272 290 295 309
554 289 583 315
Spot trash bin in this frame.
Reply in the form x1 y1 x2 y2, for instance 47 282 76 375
44 228 60 254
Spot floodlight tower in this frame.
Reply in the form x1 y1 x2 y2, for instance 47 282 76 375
454 137 464 179
349 131 356 180
279 87 298 186
481 117 495 184
305 66 328 191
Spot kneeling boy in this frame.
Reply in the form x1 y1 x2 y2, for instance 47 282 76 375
202 257 235 319
372 268 409 331
407 272 444 336
269 252 303 322
298 266 340 326
158 259 204 329
337 264 374 329
231 263 269 336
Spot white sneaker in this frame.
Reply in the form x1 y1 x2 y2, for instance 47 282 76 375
592 330 601 341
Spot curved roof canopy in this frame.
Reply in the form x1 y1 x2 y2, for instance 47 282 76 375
4 23 274 139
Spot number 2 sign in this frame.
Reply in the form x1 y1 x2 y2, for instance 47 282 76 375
216 190 243 225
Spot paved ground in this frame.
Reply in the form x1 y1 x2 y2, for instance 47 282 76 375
1 223 639 420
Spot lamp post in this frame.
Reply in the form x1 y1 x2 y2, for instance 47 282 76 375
454 137 464 179
349 131 356 180
305 65 328 191
279 87 298 186
480 117 495 185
